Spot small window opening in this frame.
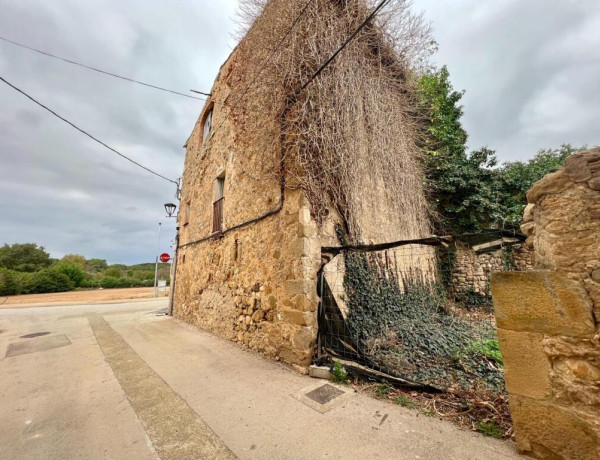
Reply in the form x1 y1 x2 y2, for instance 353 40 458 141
203 108 213 141
212 175 225 234
183 201 191 226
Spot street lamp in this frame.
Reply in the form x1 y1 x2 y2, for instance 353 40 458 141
164 203 177 218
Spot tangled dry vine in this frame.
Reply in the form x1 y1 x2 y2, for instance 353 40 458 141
232 0 436 241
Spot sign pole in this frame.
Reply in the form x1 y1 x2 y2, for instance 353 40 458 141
153 222 162 298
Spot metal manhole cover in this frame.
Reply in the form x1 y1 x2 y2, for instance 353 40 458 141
305 384 345 405
20 332 51 339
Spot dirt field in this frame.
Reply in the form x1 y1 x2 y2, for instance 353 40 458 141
0 287 168 308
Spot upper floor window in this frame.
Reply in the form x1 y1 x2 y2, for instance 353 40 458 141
203 107 213 141
212 175 225 234
183 201 191 226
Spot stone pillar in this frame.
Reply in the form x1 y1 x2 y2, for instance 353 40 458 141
491 148 600 460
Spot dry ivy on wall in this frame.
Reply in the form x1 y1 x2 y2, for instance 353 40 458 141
233 0 436 242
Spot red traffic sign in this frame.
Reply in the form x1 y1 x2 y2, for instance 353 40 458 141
159 253 171 263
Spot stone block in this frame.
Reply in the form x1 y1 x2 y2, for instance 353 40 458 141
588 177 600 191
527 170 572 203
283 280 312 296
278 309 316 327
509 395 600 459
497 329 552 400
523 203 535 223
565 154 593 183
293 238 311 257
309 365 332 380
491 271 595 338
292 326 316 350
298 206 312 225
298 222 316 238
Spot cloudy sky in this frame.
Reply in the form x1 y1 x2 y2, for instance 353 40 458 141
0 0 598 264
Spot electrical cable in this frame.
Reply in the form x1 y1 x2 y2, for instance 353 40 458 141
0 75 179 185
0 35 210 100
292 0 392 98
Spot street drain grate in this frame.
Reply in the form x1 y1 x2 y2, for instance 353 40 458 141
293 382 354 414
306 384 344 405
20 332 51 339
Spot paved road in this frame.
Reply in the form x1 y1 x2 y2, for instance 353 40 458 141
0 301 521 459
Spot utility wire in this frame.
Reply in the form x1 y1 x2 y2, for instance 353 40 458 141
202 0 314 148
0 75 179 185
293 0 392 98
0 35 210 100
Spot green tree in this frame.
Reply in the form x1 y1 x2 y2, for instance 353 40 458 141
59 254 87 269
104 267 123 278
417 67 501 233
0 243 52 272
86 258 108 272
497 144 585 226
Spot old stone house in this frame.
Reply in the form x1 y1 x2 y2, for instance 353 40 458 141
172 0 434 370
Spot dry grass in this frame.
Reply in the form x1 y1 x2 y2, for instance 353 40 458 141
357 379 514 439
232 0 436 241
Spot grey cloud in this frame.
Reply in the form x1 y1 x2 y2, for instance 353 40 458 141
0 0 237 263
1 0 598 263
414 0 600 160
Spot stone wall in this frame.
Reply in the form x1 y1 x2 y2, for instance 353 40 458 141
451 244 532 296
173 20 432 371
173 44 322 371
491 148 600 460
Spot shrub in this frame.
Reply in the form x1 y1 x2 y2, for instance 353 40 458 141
116 277 135 288
465 339 503 367
104 267 122 278
0 268 23 296
80 278 101 289
24 269 74 294
100 276 120 289
57 264 85 287
331 361 348 384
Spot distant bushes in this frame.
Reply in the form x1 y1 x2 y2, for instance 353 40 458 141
1 267 74 295
0 268 22 296
56 264 85 287
24 269 75 294
0 246 168 297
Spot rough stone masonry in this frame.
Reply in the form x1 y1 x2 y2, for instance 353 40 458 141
492 148 600 460
171 3 433 371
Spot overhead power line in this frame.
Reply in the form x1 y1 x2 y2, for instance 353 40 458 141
0 35 210 100
293 0 392 98
0 75 179 185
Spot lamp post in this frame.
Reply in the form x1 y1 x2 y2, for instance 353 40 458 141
164 203 178 315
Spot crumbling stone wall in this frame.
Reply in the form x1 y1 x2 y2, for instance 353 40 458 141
173 23 432 370
173 46 322 370
491 148 600 459
451 244 532 296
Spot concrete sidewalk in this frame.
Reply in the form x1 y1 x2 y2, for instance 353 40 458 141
108 307 519 459
0 301 520 459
